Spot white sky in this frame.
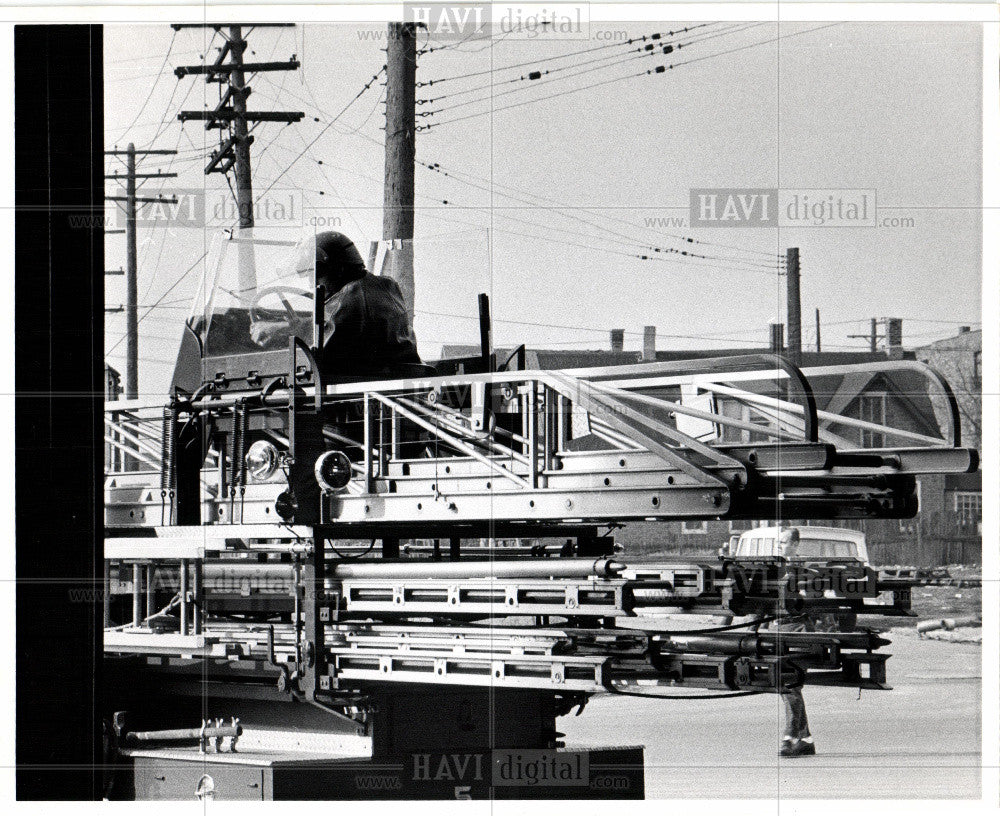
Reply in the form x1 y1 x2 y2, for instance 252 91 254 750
103 20 983 396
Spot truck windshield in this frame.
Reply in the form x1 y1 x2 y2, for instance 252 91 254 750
188 232 315 358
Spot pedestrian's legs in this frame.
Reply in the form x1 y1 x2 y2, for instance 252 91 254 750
780 688 815 756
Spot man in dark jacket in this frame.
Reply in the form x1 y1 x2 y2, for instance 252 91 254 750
252 231 422 378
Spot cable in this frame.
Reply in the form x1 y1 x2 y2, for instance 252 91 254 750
488 209 783 273
416 308 772 346
419 24 716 86
415 156 784 262
328 539 377 560
605 685 764 700
112 29 178 142
421 38 695 117
421 23 758 112
424 24 839 130
668 22 840 71
105 251 208 355
255 66 386 201
139 29 218 150
425 199 781 277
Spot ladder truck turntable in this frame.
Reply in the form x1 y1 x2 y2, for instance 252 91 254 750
102 234 978 800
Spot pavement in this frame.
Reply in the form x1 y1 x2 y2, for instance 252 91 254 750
561 631 982 799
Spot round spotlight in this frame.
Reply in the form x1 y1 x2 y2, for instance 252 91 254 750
245 440 280 481
314 450 353 492
275 490 297 521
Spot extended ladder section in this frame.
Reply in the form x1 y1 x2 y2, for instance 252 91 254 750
105 355 977 530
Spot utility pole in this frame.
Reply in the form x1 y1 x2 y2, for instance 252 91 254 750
105 144 177 400
815 308 821 353
383 21 418 320
785 247 801 365
174 23 302 299
848 318 879 353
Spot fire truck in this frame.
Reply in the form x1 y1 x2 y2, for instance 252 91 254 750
101 233 978 799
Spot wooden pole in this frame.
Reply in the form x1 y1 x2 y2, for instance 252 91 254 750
383 22 417 319
125 143 138 400
785 247 801 365
228 25 257 301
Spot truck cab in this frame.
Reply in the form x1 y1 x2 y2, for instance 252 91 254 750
732 525 870 565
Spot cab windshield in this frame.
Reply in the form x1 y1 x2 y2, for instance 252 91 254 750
188 231 315 358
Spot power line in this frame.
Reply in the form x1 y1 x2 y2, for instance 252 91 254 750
420 23 757 113
423 24 839 130
418 24 716 86
112 30 178 142
485 208 782 274
417 307 773 346
105 250 207 355
278 104 783 267
417 158 784 264
254 65 386 201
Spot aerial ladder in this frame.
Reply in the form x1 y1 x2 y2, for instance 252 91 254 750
101 233 977 799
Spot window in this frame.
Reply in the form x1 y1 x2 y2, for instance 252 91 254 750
728 519 753 532
954 491 982 530
859 392 887 448
681 520 707 535
718 400 774 444
796 539 858 559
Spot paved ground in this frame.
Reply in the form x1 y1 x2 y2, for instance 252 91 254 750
562 630 982 799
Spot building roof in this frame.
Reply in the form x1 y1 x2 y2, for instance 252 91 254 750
436 343 942 439
914 328 982 353
438 344 908 370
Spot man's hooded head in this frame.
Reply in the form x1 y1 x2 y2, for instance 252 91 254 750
293 231 367 295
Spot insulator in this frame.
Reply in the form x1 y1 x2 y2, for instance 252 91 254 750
528 70 542 80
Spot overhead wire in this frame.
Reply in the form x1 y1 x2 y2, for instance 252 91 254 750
423 24 839 130
419 23 757 112
275 80 784 269
418 23 716 86
254 65 386 201
418 159 785 267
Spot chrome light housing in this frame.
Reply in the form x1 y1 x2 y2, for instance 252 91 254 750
314 450 352 492
245 439 280 481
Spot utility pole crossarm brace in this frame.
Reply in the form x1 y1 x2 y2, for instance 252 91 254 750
105 149 178 156
105 173 178 180
170 22 295 31
178 111 304 123
107 196 180 205
174 60 300 78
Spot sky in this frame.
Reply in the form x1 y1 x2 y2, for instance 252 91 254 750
103 19 983 397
